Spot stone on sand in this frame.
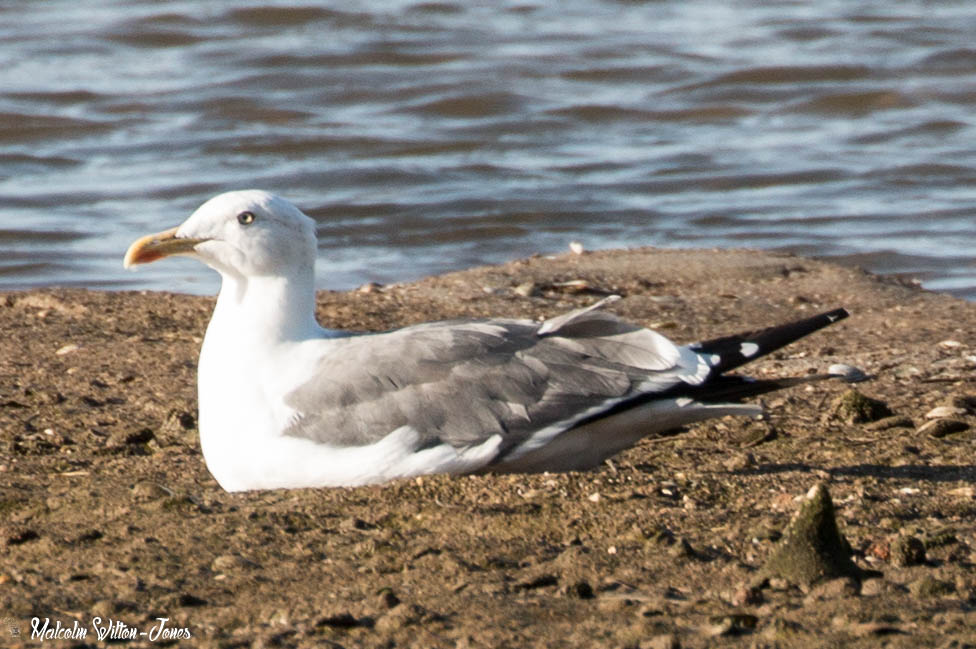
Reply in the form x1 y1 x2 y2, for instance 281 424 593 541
761 483 861 587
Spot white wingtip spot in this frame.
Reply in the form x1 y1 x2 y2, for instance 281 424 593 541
709 354 722 366
739 342 760 358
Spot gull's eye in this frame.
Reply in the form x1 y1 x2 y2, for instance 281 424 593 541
237 211 255 226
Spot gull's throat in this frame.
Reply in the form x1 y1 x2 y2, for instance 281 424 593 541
211 270 323 346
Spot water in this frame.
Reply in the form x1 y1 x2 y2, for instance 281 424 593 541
1 0 974 299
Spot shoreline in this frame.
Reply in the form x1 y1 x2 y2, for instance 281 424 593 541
2 246 974 648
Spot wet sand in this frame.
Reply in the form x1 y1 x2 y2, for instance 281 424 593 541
1 247 974 648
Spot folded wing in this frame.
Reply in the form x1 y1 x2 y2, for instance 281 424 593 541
282 300 707 455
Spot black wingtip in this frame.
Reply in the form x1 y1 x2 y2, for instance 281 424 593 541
821 307 851 324
691 307 850 376
680 373 840 403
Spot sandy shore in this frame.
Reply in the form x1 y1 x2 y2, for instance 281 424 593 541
1 247 974 648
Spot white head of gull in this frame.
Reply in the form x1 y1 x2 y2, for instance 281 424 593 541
125 190 850 492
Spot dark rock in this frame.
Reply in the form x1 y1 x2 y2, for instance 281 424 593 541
74 529 103 544
707 613 758 636
165 410 196 430
566 580 594 599
316 612 372 628
515 573 558 591
5 528 39 546
831 389 893 424
945 394 976 413
925 528 959 549
731 584 763 606
891 535 926 567
340 517 375 531
848 621 907 637
375 588 400 609
123 428 155 445
177 593 208 607
918 419 969 438
668 537 697 559
910 576 954 598
761 483 861 587
865 415 914 431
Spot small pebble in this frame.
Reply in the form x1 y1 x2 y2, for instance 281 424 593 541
641 634 679 649
356 281 382 293
376 588 400 609
552 279 591 292
122 429 155 445
567 580 594 599
910 576 954 598
178 592 208 607
513 282 538 297
211 555 249 572
865 539 890 562
849 621 905 637
668 537 695 559
767 577 790 591
569 241 584 255
375 603 428 633
4 528 40 546
731 584 763 607
948 486 975 499
317 612 362 628
596 597 633 614
723 452 755 471
706 613 757 636
946 394 976 412
860 579 886 597
90 599 114 619
865 415 914 431
890 535 926 567
131 481 171 500
804 576 860 602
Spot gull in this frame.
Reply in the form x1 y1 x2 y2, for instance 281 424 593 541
124 190 849 492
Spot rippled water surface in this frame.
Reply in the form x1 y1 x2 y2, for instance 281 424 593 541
2 1 975 299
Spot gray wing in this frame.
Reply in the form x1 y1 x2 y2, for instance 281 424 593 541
282 299 706 454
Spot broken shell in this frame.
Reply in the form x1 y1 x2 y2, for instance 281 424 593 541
925 406 968 419
828 363 869 383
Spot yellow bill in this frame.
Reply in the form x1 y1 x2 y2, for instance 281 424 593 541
123 227 207 268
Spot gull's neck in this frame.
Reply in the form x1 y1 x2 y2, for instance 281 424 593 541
209 271 325 346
